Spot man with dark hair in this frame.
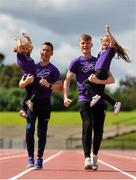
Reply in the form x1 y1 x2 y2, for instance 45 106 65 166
19 42 63 169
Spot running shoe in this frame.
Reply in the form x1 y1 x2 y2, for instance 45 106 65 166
26 157 34 168
90 95 101 107
84 157 92 169
91 153 98 170
35 157 43 169
114 102 121 115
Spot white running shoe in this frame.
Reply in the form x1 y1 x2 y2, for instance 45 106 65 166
90 95 101 107
91 153 98 170
84 157 92 169
114 102 121 115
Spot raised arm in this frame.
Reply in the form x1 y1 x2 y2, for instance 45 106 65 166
105 25 116 48
63 70 74 107
22 32 33 53
88 71 115 85
13 38 23 53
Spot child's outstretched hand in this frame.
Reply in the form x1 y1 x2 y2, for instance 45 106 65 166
22 32 30 39
12 38 22 53
105 25 110 33
15 37 22 45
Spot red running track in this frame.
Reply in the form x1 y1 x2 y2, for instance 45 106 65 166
0 149 136 179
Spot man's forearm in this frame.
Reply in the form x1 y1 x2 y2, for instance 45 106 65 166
51 80 63 92
63 79 70 99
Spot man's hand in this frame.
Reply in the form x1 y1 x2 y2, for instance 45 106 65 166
39 77 50 88
88 74 96 82
64 98 72 107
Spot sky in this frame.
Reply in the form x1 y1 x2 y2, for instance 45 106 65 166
0 0 136 90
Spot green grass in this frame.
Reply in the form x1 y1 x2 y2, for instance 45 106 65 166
0 110 136 126
105 110 136 126
102 132 136 149
0 111 81 126
0 111 136 149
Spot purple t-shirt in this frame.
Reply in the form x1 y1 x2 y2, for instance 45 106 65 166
17 53 36 76
33 62 61 100
96 48 115 71
69 55 99 101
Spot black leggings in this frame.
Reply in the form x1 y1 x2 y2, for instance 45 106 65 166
83 80 116 106
79 101 107 157
83 69 116 106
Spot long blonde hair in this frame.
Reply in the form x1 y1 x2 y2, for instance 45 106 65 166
12 39 33 54
101 35 130 63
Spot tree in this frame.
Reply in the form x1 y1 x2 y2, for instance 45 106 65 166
120 75 136 90
0 64 22 88
0 53 5 66
112 75 136 111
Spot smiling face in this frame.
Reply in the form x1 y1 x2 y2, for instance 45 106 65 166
100 35 110 50
40 44 53 62
21 43 30 55
79 34 93 56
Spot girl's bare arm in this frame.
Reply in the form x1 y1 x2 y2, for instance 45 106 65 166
105 25 116 48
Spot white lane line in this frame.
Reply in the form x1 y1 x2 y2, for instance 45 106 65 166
99 159 136 179
9 151 63 180
0 154 27 160
103 151 136 160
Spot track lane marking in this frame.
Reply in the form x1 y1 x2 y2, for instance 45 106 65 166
9 151 63 180
102 151 136 160
0 154 27 160
99 159 136 179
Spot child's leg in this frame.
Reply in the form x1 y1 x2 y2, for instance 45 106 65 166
83 79 97 96
21 98 28 112
101 93 121 115
30 80 41 103
89 70 109 107
25 84 33 112
102 93 116 106
83 80 101 107
96 84 116 106
19 96 28 118
26 80 41 112
19 85 32 118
